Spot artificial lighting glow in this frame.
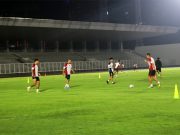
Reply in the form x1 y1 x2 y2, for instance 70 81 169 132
106 11 109 15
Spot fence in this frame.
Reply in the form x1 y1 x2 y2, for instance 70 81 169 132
0 59 147 75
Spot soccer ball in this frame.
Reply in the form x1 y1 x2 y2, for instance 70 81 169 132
64 84 70 90
129 84 134 88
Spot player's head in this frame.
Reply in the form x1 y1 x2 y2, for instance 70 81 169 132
67 59 72 64
146 53 151 59
34 58 39 65
109 57 113 62
157 57 160 60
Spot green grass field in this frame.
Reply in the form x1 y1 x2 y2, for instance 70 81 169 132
0 68 180 135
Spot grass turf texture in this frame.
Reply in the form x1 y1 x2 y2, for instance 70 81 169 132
0 68 180 135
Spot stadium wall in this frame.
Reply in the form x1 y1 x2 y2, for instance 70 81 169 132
135 43 180 66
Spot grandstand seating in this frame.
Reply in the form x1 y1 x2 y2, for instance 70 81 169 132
0 50 145 64
0 51 147 74
0 53 19 63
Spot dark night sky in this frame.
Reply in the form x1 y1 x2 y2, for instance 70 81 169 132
0 0 180 26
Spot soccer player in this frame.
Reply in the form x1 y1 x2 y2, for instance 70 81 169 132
155 57 162 76
145 53 160 88
107 58 115 84
114 60 120 75
120 63 125 72
27 59 40 93
133 64 138 71
63 59 74 89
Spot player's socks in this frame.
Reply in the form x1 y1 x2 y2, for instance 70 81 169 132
36 89 39 93
148 84 153 88
27 86 31 92
112 82 115 84
157 81 160 87
106 80 109 84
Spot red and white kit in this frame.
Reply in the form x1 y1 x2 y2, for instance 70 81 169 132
147 57 156 70
63 63 72 75
32 64 39 77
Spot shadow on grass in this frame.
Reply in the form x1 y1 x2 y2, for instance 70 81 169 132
137 79 147 81
40 88 52 92
70 85 81 88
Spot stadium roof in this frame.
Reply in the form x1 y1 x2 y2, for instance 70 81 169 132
0 17 179 41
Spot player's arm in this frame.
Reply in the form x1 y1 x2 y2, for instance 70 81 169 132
31 67 34 76
71 69 75 74
151 59 156 68
62 66 66 76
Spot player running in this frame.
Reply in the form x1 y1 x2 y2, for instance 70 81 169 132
63 59 74 89
107 57 115 84
27 59 41 93
114 60 120 75
145 53 160 88
155 57 162 76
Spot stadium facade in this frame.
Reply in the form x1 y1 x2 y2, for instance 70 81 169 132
0 17 179 76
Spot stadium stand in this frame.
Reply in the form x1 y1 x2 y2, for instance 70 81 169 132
0 50 145 63
0 50 146 75
0 53 19 63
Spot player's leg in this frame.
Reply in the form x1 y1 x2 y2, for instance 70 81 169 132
116 68 119 75
111 73 115 84
107 72 114 84
113 69 117 77
156 68 160 76
152 75 160 87
65 75 70 88
159 68 162 76
148 76 153 88
107 76 111 84
107 72 111 84
36 81 40 93
35 77 40 93
67 78 70 86
27 78 36 91
148 70 153 88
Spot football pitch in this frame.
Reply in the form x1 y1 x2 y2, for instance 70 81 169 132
0 68 180 135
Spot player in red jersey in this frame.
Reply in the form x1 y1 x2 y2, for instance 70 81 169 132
145 53 160 88
63 59 74 89
27 59 41 93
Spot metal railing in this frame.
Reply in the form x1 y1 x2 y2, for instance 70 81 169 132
0 59 147 75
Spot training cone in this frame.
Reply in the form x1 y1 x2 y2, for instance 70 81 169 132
27 77 30 84
99 73 101 79
174 84 179 99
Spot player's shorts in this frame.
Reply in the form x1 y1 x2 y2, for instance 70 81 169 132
148 70 156 77
109 69 114 77
32 77 40 81
109 71 114 77
156 68 161 72
66 75 71 80
114 68 119 72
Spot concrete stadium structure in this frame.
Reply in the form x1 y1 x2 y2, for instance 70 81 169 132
0 17 179 75
0 17 179 53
